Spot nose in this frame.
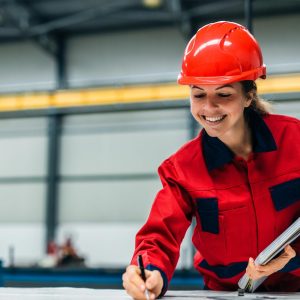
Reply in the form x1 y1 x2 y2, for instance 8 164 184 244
202 96 219 111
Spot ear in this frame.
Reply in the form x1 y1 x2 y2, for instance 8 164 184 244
244 91 254 108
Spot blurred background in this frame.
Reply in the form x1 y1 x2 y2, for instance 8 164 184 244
0 0 299 289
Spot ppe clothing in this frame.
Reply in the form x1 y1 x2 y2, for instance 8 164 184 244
131 109 300 295
177 21 266 85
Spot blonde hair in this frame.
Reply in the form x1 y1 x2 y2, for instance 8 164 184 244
241 81 272 115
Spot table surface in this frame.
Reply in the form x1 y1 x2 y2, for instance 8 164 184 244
0 288 299 300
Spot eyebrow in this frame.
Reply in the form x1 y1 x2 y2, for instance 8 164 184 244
216 84 234 90
191 84 234 90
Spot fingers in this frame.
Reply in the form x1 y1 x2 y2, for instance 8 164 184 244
123 277 146 300
127 265 146 289
145 270 163 299
122 265 148 300
145 270 158 289
246 257 264 280
283 245 296 259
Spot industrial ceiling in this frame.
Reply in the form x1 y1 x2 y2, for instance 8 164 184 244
1 0 300 46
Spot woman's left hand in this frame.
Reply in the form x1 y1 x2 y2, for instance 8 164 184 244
246 244 296 280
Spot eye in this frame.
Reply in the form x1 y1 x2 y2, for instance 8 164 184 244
194 94 205 99
218 93 231 98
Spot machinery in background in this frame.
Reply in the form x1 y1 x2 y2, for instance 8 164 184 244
38 237 85 268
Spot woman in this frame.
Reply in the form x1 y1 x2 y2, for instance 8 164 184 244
122 21 300 299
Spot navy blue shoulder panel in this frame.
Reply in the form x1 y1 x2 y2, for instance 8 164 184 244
269 177 300 211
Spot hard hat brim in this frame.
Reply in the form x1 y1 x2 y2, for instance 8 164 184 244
177 65 266 85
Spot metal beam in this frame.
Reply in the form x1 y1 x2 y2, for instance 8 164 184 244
28 0 141 36
45 114 62 249
1 0 57 56
0 0 141 55
245 0 253 33
184 0 243 38
1 0 300 42
186 0 242 18
0 100 190 119
167 0 192 40
56 34 67 89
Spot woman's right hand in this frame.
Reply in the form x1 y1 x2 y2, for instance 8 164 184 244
122 265 163 300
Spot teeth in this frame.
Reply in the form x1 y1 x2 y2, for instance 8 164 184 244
205 115 224 122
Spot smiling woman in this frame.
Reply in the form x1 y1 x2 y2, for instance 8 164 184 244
122 21 300 300
189 81 271 160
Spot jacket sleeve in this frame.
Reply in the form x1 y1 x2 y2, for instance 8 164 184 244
278 119 300 284
130 158 194 296
266 119 300 292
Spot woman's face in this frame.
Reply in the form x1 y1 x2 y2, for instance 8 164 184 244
190 82 251 138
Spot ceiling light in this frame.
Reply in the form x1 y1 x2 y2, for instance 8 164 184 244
142 0 162 8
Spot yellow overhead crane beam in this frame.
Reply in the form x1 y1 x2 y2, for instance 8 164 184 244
0 73 299 112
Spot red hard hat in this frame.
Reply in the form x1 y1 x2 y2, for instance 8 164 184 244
177 21 266 85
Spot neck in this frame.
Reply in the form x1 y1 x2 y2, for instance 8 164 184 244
219 118 253 160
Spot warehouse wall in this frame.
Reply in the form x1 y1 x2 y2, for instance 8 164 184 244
0 14 300 92
67 27 187 86
0 102 299 267
0 13 299 268
0 108 195 267
0 118 47 265
57 109 191 266
254 15 300 73
0 42 56 92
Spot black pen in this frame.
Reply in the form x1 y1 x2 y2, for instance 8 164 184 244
137 255 150 300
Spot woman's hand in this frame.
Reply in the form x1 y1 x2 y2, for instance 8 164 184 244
122 265 163 300
246 244 296 280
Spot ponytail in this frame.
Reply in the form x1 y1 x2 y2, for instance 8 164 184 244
241 81 272 115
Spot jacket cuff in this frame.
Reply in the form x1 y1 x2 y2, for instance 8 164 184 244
146 264 168 298
279 255 300 273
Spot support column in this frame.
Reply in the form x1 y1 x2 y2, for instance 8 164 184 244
45 114 62 249
245 0 253 33
56 35 67 89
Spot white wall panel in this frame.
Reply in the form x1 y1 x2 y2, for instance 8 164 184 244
67 27 186 86
0 117 47 265
0 118 47 176
0 117 47 133
254 14 300 73
60 110 189 175
272 101 300 119
0 184 45 222
0 224 45 266
0 41 56 92
60 129 188 175
58 179 160 223
0 136 47 177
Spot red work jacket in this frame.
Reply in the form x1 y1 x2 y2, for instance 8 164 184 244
131 109 300 294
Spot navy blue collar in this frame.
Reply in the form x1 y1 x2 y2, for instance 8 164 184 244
202 108 277 172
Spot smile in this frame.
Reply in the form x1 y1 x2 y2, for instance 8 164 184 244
202 115 227 123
